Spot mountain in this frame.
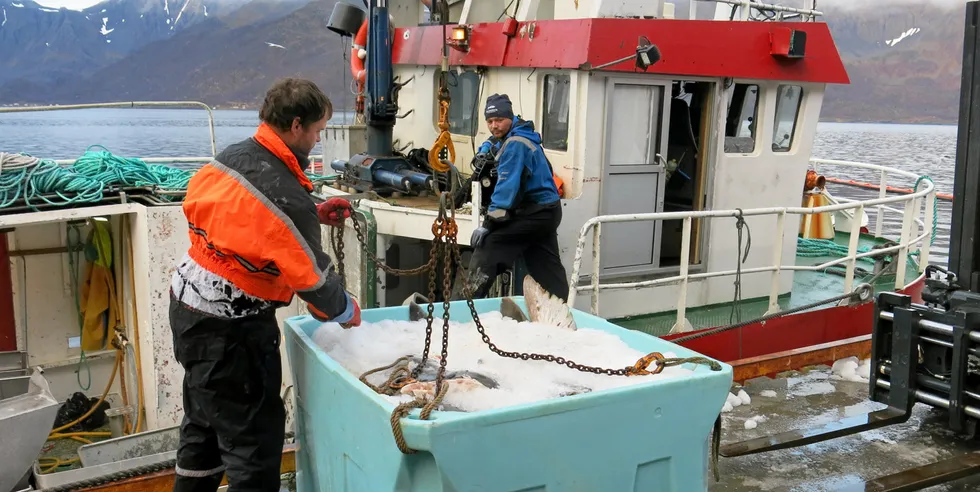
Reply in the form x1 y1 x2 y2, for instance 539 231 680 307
820 4 966 124
0 0 310 102
10 0 351 108
0 0 339 107
0 0 970 124
0 0 227 88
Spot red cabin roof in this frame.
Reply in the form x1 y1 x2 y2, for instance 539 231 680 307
393 18 850 85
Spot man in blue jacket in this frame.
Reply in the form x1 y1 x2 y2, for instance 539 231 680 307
459 93 569 301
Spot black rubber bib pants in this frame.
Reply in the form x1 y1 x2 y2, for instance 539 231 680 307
169 296 285 492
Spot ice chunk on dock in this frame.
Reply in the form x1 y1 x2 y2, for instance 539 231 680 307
831 356 871 383
311 311 697 413
737 389 751 405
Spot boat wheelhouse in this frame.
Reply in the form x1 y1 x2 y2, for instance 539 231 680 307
319 0 934 365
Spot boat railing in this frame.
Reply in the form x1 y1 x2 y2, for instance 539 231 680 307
693 0 823 21
1 101 343 171
0 101 219 159
567 159 936 326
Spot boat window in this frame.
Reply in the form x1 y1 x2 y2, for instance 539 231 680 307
541 74 570 151
772 85 803 152
438 70 482 137
723 84 759 154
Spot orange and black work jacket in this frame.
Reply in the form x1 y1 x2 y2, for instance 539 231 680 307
169 123 355 323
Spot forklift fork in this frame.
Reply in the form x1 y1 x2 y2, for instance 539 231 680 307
720 292 920 457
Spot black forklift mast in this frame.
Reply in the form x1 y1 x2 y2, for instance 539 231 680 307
951 1 980 294
716 3 980 490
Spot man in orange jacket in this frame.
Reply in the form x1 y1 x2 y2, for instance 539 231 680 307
169 78 359 491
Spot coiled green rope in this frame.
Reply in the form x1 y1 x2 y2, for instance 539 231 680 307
0 152 106 210
797 238 877 264
74 145 192 191
1 147 336 212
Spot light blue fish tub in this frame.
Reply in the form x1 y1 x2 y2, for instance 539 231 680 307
283 297 733 492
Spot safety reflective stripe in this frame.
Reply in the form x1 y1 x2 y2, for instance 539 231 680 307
499 135 538 154
187 222 280 276
175 464 225 477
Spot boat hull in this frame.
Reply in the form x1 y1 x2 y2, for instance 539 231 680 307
662 272 925 368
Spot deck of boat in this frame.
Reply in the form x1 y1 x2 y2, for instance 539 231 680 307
613 231 922 337
714 365 980 491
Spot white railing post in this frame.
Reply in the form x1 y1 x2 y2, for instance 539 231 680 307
671 217 693 333
766 211 785 315
875 169 887 238
844 204 864 294
566 222 593 309
894 196 919 290
471 181 481 227
591 223 601 315
919 190 935 272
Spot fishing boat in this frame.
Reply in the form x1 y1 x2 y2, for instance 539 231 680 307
0 0 948 489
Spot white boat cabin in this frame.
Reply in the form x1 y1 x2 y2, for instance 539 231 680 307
322 0 850 321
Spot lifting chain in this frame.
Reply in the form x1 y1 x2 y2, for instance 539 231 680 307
330 194 722 454
446 225 723 377
428 72 455 174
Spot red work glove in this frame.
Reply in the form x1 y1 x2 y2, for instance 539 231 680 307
341 296 361 329
317 197 352 227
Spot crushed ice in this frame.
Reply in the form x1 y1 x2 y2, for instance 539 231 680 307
830 356 872 382
311 311 695 413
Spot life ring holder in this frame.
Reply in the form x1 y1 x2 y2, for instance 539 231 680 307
350 18 396 113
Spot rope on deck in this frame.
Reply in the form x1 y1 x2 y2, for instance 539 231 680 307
1 147 337 212
796 238 877 264
797 174 939 267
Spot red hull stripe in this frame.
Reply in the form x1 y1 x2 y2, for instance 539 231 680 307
392 19 850 84
663 275 925 363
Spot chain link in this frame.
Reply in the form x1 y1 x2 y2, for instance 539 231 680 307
336 194 722 385
333 193 722 455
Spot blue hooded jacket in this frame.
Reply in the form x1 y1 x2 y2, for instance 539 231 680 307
487 117 560 213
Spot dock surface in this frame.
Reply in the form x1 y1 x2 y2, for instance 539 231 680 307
713 366 980 491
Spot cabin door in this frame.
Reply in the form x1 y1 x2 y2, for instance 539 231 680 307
598 78 670 279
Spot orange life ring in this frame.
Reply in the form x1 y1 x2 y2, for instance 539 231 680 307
350 19 368 87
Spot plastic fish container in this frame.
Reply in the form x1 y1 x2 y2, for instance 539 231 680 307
284 298 733 492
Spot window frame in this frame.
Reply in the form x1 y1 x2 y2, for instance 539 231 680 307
772 84 804 153
435 69 482 137
540 73 571 151
723 83 761 154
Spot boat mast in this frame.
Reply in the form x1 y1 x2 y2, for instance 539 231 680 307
365 0 396 157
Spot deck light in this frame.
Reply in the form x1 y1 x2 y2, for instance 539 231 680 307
582 35 662 72
635 36 661 71
449 25 471 51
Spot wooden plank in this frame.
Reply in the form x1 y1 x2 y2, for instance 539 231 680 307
80 444 297 491
730 334 872 382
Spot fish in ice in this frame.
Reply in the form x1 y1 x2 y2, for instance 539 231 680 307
398 275 582 403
